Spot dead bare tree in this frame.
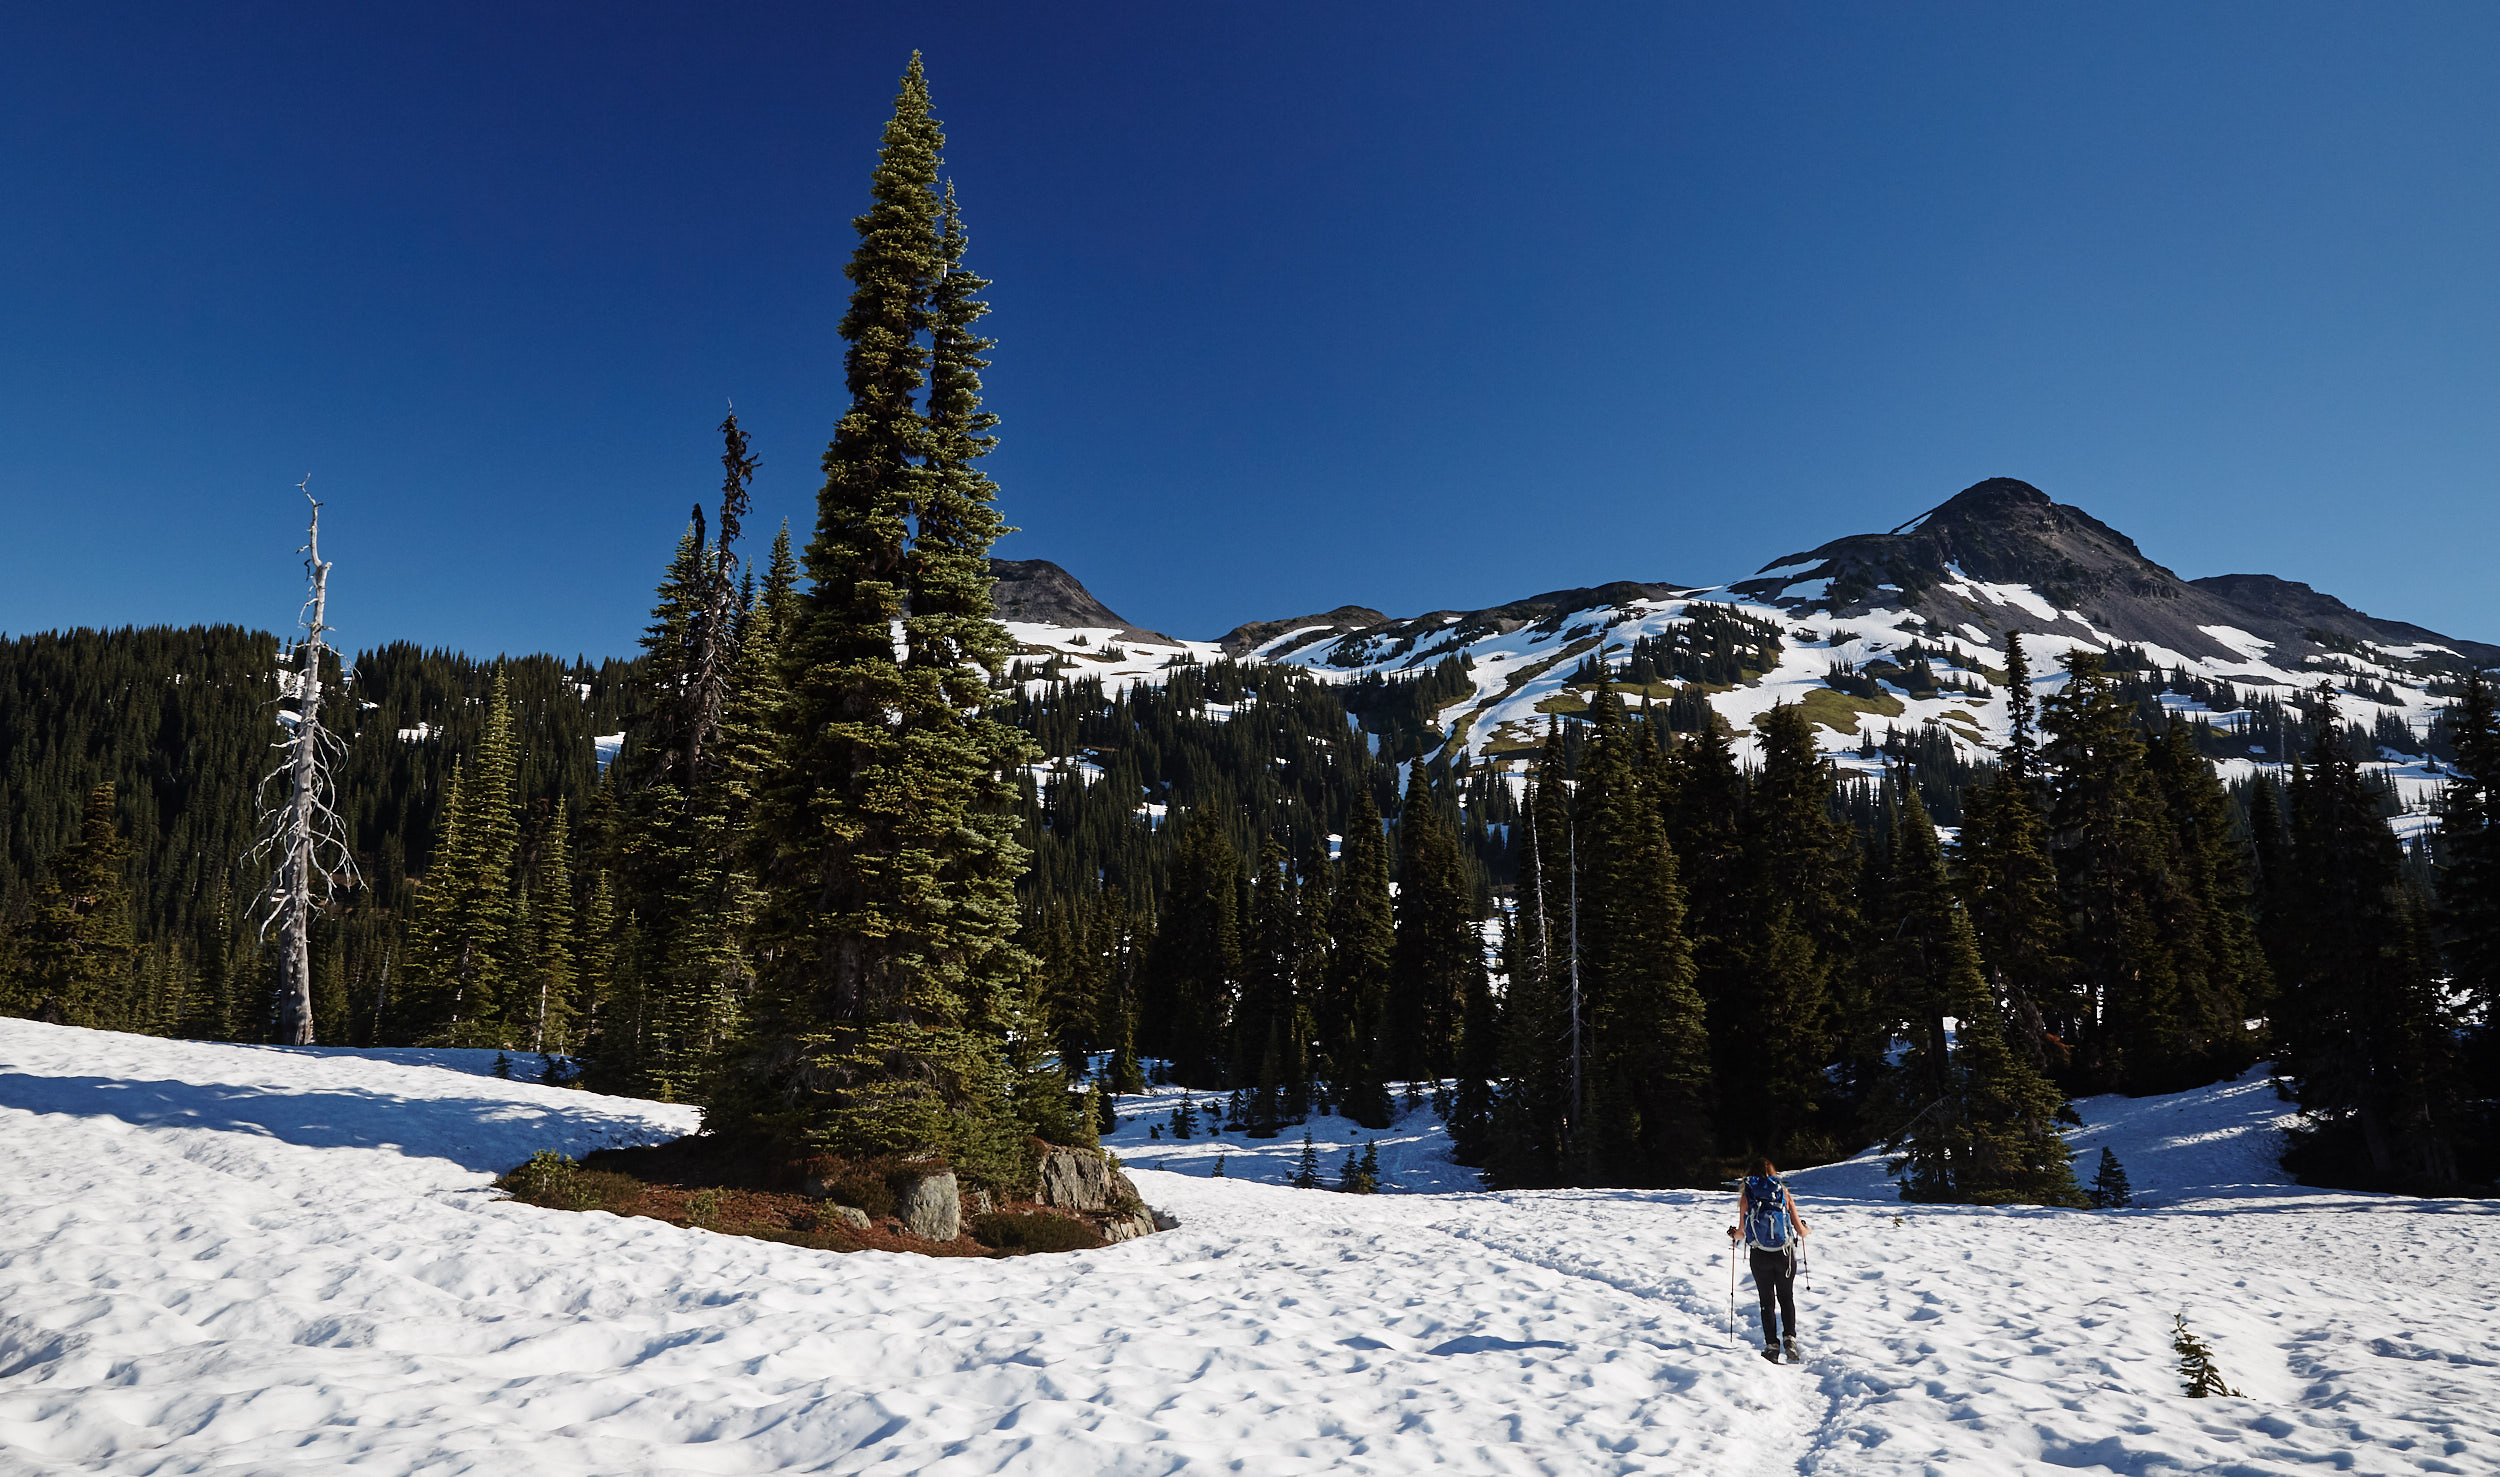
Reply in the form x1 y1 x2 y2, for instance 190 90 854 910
251 480 361 1045
680 406 756 789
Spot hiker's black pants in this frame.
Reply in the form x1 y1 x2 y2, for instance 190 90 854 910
1750 1247 1796 1342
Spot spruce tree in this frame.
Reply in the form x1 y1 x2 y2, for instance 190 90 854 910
2039 652 2194 1092
1872 784 1966 1198
1325 785 1396 1128
2145 716 2269 1077
1239 840 1296 1135
2088 1146 2133 1208
1662 713 1748 1069
1444 906 1504 1167
524 800 578 1053
1879 785 2079 1205
2276 687 2461 1187
1947 920 2084 1208
1578 682 1712 1185
1146 808 1241 1086
1290 1130 1322 1188
2439 670 2500 1102
178 883 237 1043
1954 643 2072 1072
728 56 1035 1181
1724 703 1846 1160
404 673 523 1045
18 785 136 1027
1388 766 1481 1083
1487 731 1574 1187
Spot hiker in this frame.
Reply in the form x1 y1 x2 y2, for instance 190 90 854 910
1726 1156 1809 1363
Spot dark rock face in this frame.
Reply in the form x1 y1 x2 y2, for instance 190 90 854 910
997 481 2494 676
1735 478 2498 670
1216 606 1392 658
987 558 1176 645
2186 573 2500 666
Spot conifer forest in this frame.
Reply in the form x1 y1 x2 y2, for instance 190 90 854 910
5 56 2499 1209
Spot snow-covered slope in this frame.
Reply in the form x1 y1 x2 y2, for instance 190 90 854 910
1003 480 2492 824
5 1019 2495 1475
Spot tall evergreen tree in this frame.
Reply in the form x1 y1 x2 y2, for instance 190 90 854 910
1146 807 1241 1086
2276 687 2461 1187
1953 635 2071 1069
2438 670 2500 1102
1872 783 1966 1198
2039 652 2195 1092
14 785 136 1026
1487 728 1573 1186
1326 786 1396 1128
1879 783 2079 1205
1233 840 1288 1127
1660 713 1747 1026
525 800 578 1053
728 57 1035 1179
1723 703 1847 1160
2144 715 2269 1076
1577 684 1712 1184
403 673 522 1044
1388 766 1480 1083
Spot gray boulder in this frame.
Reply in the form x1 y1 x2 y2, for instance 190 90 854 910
896 1168 962 1241
816 1204 871 1232
1100 1210 1157 1244
1037 1146 1120 1211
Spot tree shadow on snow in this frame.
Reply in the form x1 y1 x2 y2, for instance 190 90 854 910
0 1072 683 1174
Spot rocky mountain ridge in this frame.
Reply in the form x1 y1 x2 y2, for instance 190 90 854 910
990 480 2485 834
997 478 2495 676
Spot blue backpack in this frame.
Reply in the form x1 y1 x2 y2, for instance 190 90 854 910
1743 1174 1793 1251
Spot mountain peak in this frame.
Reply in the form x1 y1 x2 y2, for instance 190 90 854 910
1730 479 2496 668
987 559 1176 645
1897 476 2053 532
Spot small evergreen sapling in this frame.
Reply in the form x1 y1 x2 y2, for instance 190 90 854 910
2088 1147 2135 1208
1211 1152 1227 1178
1171 1092 1198 1140
1340 1144 1380 1199
1289 1131 1322 1189
2172 1313 2242 1398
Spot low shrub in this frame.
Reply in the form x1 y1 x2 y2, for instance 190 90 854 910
498 1150 599 1211
820 1161 903 1219
497 1151 649 1213
970 1211 1105 1254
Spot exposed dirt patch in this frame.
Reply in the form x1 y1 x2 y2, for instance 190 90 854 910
493 1137 1113 1257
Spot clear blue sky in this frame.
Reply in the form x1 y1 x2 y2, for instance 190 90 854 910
6 4 2499 657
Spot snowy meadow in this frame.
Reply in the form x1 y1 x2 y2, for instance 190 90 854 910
0 1018 2492 1475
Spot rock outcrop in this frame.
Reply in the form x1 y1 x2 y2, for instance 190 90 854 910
988 558 1176 645
1036 1145 1120 1211
1035 1145 1170 1242
896 1168 962 1242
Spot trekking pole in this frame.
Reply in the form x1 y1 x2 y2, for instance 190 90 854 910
1726 1238 1737 1337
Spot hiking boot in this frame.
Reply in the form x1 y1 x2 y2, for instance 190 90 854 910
1783 1337 1801 1364
1760 1342 1781 1363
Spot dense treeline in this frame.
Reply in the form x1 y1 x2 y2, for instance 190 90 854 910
8 607 2495 1197
0 624 629 1041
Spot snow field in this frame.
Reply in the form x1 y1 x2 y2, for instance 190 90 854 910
2 1021 2495 1474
